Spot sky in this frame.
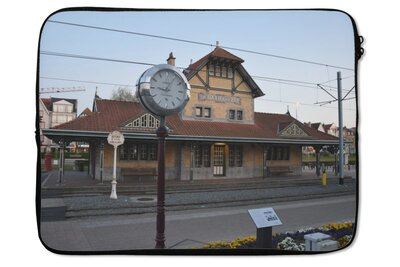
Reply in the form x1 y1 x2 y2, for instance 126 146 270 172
39 9 357 127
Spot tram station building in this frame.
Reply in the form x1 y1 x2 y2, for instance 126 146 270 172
43 47 338 182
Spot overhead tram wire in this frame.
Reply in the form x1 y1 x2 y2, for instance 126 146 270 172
256 98 356 111
40 51 157 67
40 50 356 95
47 19 354 72
40 76 135 88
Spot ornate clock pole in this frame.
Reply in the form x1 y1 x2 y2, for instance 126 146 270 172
155 116 168 248
137 63 191 249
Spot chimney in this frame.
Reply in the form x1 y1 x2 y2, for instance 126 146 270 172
167 52 176 66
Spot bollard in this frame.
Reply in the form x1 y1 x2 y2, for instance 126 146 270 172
322 170 327 186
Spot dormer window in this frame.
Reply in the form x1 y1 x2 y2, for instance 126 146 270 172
208 62 234 80
215 65 221 76
228 67 233 78
209 63 215 76
221 66 227 78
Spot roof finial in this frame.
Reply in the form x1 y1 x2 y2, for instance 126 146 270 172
286 105 291 116
216 41 220 47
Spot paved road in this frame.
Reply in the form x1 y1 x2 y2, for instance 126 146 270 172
40 195 356 252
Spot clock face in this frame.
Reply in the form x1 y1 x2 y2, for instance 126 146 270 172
149 69 187 110
137 64 190 116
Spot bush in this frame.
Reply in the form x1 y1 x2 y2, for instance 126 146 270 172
198 222 354 250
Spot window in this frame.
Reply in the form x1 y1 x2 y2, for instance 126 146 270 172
209 62 233 79
195 107 211 118
235 146 243 167
209 63 215 76
148 144 157 160
215 65 221 76
221 66 227 78
229 145 243 167
203 145 211 167
237 110 243 120
193 144 211 168
204 108 211 118
228 110 243 121
194 144 202 168
229 110 235 120
195 107 202 117
265 146 290 161
228 67 233 78
229 146 235 167
130 144 138 160
139 144 148 160
120 143 157 161
119 145 129 160
119 143 157 160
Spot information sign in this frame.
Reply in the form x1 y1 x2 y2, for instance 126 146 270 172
248 207 282 228
107 131 124 147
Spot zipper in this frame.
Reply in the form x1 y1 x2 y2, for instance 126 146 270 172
356 35 365 60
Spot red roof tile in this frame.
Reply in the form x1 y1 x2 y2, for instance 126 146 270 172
41 98 52 111
53 99 337 142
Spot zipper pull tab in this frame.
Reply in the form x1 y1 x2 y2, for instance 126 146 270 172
356 36 364 60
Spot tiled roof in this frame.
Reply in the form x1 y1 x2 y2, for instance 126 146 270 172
41 98 52 111
185 47 245 78
184 47 264 98
53 99 337 142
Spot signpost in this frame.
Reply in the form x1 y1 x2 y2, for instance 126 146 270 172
248 207 282 248
107 131 124 199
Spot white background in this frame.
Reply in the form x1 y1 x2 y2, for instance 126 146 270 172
0 0 397 266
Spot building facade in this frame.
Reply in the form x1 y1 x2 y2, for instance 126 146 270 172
43 48 339 181
39 97 78 151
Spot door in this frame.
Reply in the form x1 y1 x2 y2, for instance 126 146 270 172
213 145 225 176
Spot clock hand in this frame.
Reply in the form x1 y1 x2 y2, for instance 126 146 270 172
157 86 167 91
165 76 176 91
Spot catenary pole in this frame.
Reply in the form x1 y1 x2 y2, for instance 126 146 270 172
337 72 344 185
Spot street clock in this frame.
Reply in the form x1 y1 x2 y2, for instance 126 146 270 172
137 64 191 116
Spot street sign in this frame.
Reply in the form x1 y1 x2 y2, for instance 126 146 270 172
248 207 282 228
107 131 125 147
107 131 124 200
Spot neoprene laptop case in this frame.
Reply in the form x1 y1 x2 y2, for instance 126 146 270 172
36 7 363 255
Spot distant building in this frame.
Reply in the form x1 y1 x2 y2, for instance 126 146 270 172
39 97 78 151
304 122 356 154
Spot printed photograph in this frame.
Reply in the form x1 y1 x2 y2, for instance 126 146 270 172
38 9 359 253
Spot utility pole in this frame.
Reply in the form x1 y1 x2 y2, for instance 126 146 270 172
337 72 344 185
316 73 354 185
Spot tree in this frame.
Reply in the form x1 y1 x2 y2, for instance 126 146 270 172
110 87 137 102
